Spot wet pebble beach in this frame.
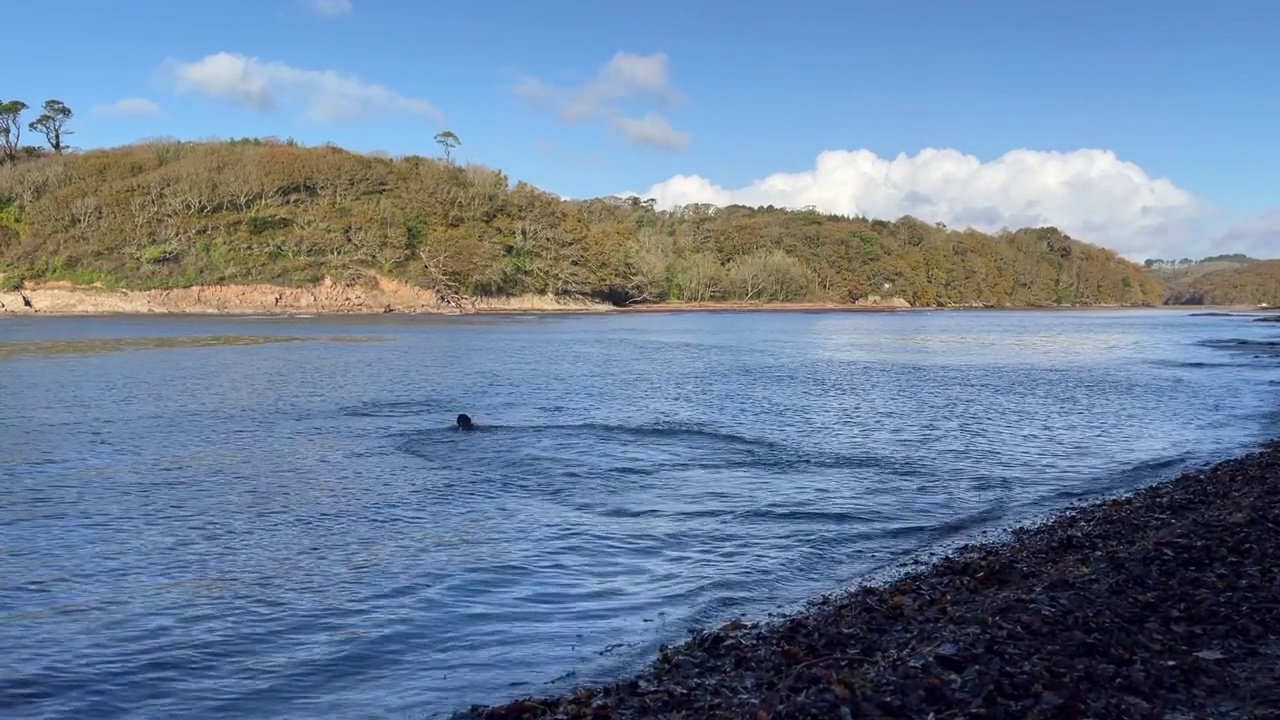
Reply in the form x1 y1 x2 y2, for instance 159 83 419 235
462 444 1280 719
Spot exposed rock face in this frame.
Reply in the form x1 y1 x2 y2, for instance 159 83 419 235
854 295 912 308
0 276 611 315
0 278 930 316
0 290 34 313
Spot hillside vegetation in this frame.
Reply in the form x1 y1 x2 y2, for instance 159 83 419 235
1144 254 1258 288
1143 254 1279 306
1163 259 1280 306
0 138 1164 307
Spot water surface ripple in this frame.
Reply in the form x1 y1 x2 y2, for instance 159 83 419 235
1 310 1278 719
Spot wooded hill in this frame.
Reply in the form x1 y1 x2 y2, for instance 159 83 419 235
0 138 1167 307
1161 259 1280 306
1145 254 1257 289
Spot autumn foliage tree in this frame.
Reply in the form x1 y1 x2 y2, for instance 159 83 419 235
1165 260 1280 306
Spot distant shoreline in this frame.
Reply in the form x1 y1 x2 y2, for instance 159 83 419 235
0 280 1274 317
612 301 1274 315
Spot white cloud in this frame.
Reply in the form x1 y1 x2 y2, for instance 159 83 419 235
1212 209 1280 259
164 52 443 124
621 147 1217 260
513 51 689 150
91 97 162 117
301 0 351 17
610 113 689 150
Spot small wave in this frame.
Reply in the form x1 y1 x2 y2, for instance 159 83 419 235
404 421 779 450
395 421 925 485
851 451 1202 568
1146 359 1224 369
342 399 452 418
1195 338 1280 364
1127 453 1196 475
1031 451 1199 506
394 421 780 492
1197 338 1280 348
596 507 732 520
877 505 1008 544
595 453 908 477
744 447 931 477
732 508 880 525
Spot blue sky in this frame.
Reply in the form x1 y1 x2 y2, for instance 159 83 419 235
6 0 1279 259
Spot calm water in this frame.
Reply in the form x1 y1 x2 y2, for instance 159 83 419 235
2 309 1278 719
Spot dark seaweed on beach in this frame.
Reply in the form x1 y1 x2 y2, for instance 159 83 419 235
459 447 1280 719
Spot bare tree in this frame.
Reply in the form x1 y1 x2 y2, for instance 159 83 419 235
68 196 101 234
0 101 29 164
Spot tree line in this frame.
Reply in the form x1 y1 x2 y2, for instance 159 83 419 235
0 99 74 164
1144 254 1259 270
0 136 1166 307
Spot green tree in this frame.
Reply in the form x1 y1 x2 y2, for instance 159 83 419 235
434 130 460 163
0 100 30 164
28 99 73 153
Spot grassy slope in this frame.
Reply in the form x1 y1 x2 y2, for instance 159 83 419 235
0 138 1165 308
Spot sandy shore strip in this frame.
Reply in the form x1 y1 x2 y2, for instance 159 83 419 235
0 278 616 316
457 442 1280 719
2 279 1274 317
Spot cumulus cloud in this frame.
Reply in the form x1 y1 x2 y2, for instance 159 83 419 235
91 97 162 117
621 147 1215 260
610 113 690 150
301 0 352 17
513 51 689 150
164 52 443 124
1212 209 1280 259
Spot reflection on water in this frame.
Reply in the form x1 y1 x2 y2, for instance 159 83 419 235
0 309 1277 720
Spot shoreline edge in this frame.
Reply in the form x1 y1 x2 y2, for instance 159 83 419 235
458 435 1280 719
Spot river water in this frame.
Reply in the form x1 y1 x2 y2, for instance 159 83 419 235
2 309 1278 719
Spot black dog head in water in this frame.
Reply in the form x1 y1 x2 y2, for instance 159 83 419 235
456 413 474 431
